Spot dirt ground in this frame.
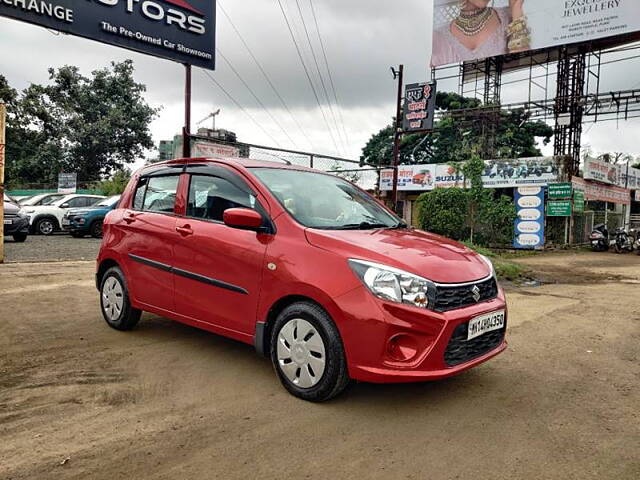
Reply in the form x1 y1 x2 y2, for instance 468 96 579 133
1 251 639 479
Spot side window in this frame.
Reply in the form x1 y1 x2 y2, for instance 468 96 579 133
133 178 148 210
82 197 96 207
66 197 84 208
187 175 256 222
142 176 180 213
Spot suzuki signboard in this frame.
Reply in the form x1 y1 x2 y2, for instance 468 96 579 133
0 0 216 69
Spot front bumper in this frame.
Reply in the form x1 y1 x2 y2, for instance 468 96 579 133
334 285 508 384
62 217 88 233
3 216 30 235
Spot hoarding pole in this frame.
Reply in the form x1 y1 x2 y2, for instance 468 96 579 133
182 64 192 158
391 64 404 213
0 103 5 264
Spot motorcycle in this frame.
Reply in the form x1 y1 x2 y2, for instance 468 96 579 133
589 224 610 252
614 228 640 254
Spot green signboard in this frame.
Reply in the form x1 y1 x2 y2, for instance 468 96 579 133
573 190 585 213
547 200 572 217
548 183 573 199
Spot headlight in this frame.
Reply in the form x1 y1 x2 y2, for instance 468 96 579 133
22 208 36 214
348 259 433 309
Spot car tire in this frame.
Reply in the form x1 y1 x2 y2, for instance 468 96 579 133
70 231 85 238
100 266 141 331
12 233 27 242
270 302 350 402
35 217 56 236
90 220 104 238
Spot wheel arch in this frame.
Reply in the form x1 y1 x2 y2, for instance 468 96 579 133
96 258 120 290
255 294 337 357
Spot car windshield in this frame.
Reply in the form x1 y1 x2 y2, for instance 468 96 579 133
97 196 121 207
21 194 64 206
252 168 401 230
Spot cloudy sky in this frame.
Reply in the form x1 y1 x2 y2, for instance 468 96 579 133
1 0 640 165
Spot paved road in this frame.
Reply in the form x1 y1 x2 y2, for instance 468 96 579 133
3 234 101 263
0 252 638 479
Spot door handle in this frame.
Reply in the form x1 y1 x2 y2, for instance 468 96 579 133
124 212 137 224
176 225 193 236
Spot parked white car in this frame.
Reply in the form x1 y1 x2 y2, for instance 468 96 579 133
20 194 105 235
18 193 66 207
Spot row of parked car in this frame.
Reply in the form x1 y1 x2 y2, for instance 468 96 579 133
3 192 121 241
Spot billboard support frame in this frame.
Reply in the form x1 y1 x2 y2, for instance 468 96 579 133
183 64 192 159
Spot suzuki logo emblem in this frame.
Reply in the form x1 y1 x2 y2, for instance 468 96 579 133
471 286 481 303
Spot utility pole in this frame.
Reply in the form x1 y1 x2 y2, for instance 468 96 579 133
391 65 404 214
182 64 192 158
0 103 6 263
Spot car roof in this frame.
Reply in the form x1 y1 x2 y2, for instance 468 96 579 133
143 156 318 174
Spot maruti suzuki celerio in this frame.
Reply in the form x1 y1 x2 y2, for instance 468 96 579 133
97 157 507 401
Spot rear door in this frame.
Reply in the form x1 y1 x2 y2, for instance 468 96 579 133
172 165 271 335
118 170 182 313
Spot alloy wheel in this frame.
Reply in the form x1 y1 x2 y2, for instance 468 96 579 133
102 276 124 322
39 220 54 235
277 318 326 388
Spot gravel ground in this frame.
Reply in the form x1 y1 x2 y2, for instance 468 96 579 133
0 252 639 479
3 233 101 263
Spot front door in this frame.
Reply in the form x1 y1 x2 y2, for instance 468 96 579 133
118 173 181 313
172 171 269 335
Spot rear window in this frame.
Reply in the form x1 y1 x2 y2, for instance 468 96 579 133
133 176 179 214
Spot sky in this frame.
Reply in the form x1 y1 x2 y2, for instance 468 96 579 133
1 0 640 167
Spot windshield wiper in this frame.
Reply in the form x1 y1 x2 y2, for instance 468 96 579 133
333 221 390 230
388 221 409 230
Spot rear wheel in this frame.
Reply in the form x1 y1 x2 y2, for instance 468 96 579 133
12 233 27 243
270 302 350 402
100 267 141 331
90 220 104 238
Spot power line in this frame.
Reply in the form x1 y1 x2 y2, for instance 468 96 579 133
274 0 341 155
200 69 283 147
291 0 346 154
217 48 300 148
217 1 316 150
308 0 350 151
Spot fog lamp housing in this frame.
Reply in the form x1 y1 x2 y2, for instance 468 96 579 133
386 334 419 362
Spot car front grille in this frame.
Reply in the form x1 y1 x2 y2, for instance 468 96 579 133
433 277 498 312
443 321 506 367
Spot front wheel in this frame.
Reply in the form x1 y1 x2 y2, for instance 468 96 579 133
35 218 56 236
100 266 141 331
270 302 350 402
90 220 104 238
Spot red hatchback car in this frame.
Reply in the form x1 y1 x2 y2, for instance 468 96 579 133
97 157 507 401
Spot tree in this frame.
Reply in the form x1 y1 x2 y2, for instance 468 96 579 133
2 61 158 185
95 169 132 196
360 92 553 167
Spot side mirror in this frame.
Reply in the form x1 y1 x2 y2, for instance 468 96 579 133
61 203 70 209
223 208 263 231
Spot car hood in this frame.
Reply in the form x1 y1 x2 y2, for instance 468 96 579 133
3 201 20 215
305 228 491 284
68 206 109 215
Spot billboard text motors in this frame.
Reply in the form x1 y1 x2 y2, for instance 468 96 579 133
432 0 640 67
0 0 216 70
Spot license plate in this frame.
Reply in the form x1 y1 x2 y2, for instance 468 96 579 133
62 220 70 226
3 219 11 225
467 310 505 341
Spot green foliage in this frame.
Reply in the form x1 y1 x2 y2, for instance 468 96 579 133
360 91 553 167
417 152 516 247
462 242 528 282
418 187 469 240
95 169 132 196
1 61 158 185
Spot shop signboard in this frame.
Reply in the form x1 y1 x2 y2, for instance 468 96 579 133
572 177 631 205
583 157 620 185
548 182 573 199
379 157 561 191
573 190 585 213
57 173 77 194
547 200 572 217
0 0 216 70
402 82 437 132
513 186 545 250
432 0 640 67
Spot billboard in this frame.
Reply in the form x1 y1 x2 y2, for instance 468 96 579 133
432 0 640 67
402 82 437 132
514 186 545 249
583 156 640 189
58 173 77 194
379 157 561 191
0 0 216 70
